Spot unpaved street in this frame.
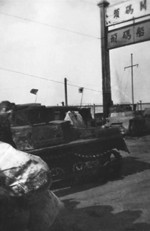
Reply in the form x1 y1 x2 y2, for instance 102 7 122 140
52 135 150 231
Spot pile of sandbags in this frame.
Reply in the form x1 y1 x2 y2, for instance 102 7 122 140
0 142 62 231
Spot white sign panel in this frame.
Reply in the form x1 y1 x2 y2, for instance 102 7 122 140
105 0 150 26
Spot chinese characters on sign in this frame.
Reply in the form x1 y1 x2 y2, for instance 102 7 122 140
107 20 150 49
110 33 117 43
136 27 145 37
125 4 134 14
140 0 147 10
122 29 132 40
106 0 149 26
114 8 120 18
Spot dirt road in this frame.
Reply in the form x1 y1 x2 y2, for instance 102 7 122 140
52 135 150 231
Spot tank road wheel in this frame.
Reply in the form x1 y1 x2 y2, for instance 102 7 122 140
73 162 85 172
50 167 65 183
72 162 87 184
72 160 100 184
103 150 122 180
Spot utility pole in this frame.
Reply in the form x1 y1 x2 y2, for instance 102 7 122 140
64 77 68 106
124 53 138 108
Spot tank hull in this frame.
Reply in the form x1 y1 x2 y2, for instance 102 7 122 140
0 102 129 186
26 128 128 185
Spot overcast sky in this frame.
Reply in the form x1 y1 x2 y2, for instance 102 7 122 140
0 0 149 106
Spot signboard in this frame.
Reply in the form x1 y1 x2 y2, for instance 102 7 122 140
105 0 150 26
107 20 150 49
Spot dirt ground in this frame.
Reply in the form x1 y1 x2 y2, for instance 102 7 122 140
52 135 150 231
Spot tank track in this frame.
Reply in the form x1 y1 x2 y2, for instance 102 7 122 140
39 148 122 186
71 149 122 184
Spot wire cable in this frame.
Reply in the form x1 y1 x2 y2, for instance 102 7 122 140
0 66 63 84
0 66 101 92
0 11 100 40
79 0 98 5
68 82 101 92
67 81 101 92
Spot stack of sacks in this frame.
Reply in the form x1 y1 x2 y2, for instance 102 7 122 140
0 142 63 231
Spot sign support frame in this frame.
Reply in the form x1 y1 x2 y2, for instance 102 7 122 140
98 0 112 117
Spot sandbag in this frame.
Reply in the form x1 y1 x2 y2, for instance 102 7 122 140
0 142 63 231
0 142 51 196
0 193 30 231
28 190 63 231
0 189 63 231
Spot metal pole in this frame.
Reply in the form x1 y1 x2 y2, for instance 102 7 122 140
98 0 112 117
35 94 37 103
93 104 96 119
80 92 84 106
64 78 68 106
131 53 134 106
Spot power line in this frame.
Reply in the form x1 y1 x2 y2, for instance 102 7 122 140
68 80 101 89
0 66 101 93
2 0 98 5
0 66 63 84
79 0 98 5
110 1 129 7
67 81 101 92
0 11 100 39
68 82 101 92
0 66 53 85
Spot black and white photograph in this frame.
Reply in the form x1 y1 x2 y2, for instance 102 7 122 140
0 0 150 230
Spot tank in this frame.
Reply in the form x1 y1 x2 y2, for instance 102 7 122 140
0 102 129 185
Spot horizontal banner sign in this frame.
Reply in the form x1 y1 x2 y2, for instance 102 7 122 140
107 20 150 49
105 0 150 26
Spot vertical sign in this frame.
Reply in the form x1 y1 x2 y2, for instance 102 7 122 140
98 0 150 116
